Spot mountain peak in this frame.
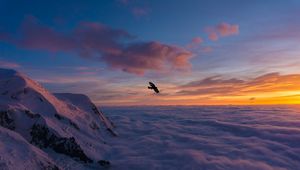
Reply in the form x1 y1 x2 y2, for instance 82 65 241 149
0 68 50 104
0 68 20 78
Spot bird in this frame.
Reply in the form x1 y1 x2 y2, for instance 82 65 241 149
148 82 160 93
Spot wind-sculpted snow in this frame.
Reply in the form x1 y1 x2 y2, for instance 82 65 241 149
102 106 300 170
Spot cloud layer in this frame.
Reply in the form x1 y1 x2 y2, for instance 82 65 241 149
0 16 192 75
104 106 300 169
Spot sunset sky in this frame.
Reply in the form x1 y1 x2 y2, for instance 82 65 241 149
1 0 300 106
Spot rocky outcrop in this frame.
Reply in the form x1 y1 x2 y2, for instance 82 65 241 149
30 124 92 163
0 110 15 130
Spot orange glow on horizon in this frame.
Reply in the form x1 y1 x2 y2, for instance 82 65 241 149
95 73 300 106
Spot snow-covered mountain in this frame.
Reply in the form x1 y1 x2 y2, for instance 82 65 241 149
0 68 116 169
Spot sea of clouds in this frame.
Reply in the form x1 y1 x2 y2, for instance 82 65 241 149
102 106 300 170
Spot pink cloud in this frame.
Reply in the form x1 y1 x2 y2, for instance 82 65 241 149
206 22 239 41
192 37 203 44
217 22 239 36
0 17 193 75
104 41 192 75
202 46 213 53
187 37 204 49
208 32 218 41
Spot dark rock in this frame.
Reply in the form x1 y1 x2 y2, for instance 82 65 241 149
30 124 92 163
91 104 98 114
51 137 90 163
107 117 116 128
54 114 63 120
10 95 18 100
69 120 80 130
54 114 79 130
0 111 15 130
24 110 41 119
23 88 28 94
89 122 99 130
30 124 50 148
107 128 117 137
38 97 44 102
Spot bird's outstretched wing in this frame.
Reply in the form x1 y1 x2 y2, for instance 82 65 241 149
149 82 155 87
148 82 159 93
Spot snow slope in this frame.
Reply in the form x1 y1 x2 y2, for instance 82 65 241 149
0 126 59 170
0 68 116 169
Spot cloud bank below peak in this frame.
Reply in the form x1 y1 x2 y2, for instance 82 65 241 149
0 16 193 75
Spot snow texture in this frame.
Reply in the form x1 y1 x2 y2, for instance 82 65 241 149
0 126 59 170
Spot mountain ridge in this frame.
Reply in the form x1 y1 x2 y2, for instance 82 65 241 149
0 68 116 169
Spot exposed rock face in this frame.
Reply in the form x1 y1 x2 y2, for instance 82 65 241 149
0 110 15 130
53 113 80 130
24 110 41 119
30 124 92 163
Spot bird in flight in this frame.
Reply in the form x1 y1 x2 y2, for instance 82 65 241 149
148 82 160 93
